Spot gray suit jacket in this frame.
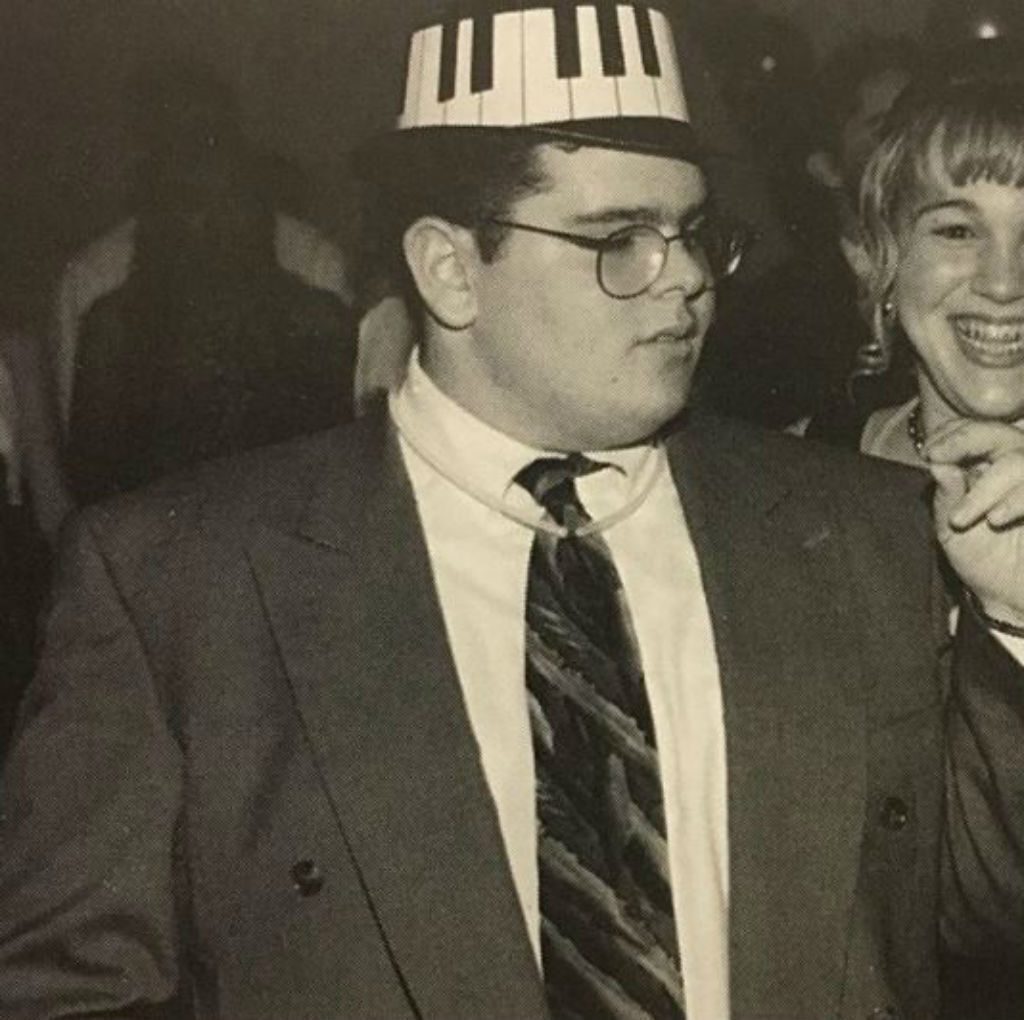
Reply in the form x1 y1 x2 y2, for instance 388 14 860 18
0 411 1021 1020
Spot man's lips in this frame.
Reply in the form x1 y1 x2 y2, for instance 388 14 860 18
953 315 1024 367
641 323 700 346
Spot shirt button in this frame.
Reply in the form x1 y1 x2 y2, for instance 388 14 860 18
290 859 324 896
879 796 910 831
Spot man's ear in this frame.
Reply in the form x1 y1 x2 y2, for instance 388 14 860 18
403 217 479 330
806 150 843 190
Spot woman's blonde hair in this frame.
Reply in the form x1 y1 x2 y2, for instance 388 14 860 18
855 70 1024 376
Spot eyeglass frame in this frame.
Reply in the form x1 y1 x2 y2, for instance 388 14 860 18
485 214 749 299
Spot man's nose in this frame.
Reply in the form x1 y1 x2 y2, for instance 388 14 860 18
652 236 709 298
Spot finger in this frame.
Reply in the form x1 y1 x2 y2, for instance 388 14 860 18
944 454 1024 529
930 462 968 502
924 419 1024 464
930 462 969 540
985 479 1024 528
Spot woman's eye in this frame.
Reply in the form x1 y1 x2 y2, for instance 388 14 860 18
930 223 975 241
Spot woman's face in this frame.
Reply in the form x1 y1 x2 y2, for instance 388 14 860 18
894 158 1024 423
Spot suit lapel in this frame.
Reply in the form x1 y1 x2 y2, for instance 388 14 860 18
246 417 548 1020
244 410 868 1019
667 419 867 1020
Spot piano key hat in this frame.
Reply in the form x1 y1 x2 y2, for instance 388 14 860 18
355 2 699 170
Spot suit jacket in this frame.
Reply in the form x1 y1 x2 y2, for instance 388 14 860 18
0 411 1022 1020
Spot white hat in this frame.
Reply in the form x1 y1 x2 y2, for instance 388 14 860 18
358 2 698 164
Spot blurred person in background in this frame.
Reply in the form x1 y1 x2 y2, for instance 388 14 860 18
805 34 919 277
780 33 921 442
692 14 910 428
0 327 63 758
62 61 359 503
53 61 353 431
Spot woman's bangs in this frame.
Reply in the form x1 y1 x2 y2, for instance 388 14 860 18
921 108 1024 189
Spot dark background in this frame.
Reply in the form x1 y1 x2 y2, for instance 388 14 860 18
0 0 935 338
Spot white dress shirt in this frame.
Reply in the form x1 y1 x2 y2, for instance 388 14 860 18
390 354 731 1020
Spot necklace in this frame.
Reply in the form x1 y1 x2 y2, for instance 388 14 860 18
907 402 926 457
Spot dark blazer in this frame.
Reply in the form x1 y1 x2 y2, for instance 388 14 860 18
0 412 1021 1020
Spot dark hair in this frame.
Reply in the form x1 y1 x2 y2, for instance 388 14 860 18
354 128 568 310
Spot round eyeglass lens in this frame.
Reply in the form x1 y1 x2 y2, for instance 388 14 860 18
598 226 669 298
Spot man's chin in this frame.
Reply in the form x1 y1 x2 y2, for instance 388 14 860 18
577 397 693 451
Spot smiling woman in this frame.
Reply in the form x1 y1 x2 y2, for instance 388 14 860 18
853 64 1024 1020
855 59 1024 464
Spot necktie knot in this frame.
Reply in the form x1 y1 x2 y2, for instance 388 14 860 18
515 454 605 529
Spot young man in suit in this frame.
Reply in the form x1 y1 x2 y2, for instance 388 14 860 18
1 4 1024 1019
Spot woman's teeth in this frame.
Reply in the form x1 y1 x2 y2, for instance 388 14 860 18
954 316 1024 356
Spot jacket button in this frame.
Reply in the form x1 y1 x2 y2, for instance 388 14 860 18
290 859 324 897
879 796 910 832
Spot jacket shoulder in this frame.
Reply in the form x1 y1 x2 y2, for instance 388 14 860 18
75 416 384 558
689 412 929 490
675 412 933 539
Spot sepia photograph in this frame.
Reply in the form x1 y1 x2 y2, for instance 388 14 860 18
0 1 1023 1017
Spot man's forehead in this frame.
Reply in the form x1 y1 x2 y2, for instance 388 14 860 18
524 142 707 215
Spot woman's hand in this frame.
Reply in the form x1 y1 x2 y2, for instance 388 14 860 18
925 419 1024 626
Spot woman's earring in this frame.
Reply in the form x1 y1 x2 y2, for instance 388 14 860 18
863 294 896 374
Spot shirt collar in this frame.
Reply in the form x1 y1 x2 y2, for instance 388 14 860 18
389 350 662 531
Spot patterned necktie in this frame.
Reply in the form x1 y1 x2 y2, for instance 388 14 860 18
516 455 686 1020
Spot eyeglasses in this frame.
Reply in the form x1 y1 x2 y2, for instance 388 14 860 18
487 215 749 299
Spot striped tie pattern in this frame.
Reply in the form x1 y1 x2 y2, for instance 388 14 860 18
516 455 686 1020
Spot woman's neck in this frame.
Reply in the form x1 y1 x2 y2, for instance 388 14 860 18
916 382 960 441
915 376 1024 443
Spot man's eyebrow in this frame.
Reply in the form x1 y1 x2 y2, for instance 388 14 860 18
568 202 708 228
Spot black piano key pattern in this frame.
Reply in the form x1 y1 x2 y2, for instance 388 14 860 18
554 3 583 80
471 12 495 92
633 4 661 77
432 2 665 104
439 15 461 102
594 1 626 78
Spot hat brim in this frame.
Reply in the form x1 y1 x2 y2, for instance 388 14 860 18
352 117 700 178
532 116 700 159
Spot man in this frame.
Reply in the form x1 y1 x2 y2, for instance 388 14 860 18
1 4 1023 1019
0 337 54 758
803 34 917 273
64 116 357 505
52 59 354 430
54 59 358 505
